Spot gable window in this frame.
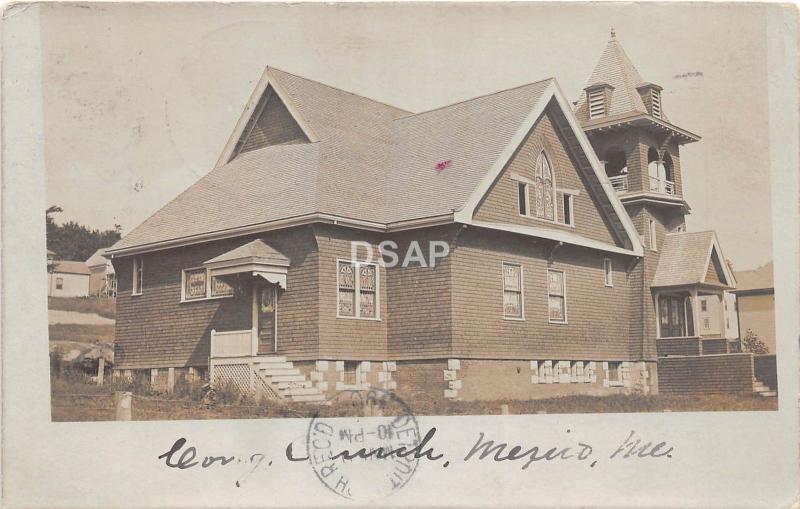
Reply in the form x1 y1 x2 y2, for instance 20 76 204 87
562 194 574 226
502 263 524 319
604 258 613 287
55 277 64 290
649 219 658 251
533 152 556 221
517 182 529 216
132 256 143 295
547 269 567 323
588 88 606 119
337 260 379 319
181 268 234 302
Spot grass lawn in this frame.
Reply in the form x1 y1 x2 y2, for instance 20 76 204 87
48 296 116 319
49 323 115 344
51 377 777 422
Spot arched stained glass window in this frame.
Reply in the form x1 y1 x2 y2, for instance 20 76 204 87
534 151 556 221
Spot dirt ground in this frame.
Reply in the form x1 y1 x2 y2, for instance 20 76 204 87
51 377 778 422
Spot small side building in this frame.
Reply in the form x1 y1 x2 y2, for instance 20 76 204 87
48 260 91 297
733 262 775 354
86 248 116 297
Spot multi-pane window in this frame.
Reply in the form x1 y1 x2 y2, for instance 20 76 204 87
181 268 234 301
211 275 234 297
502 263 523 319
607 361 622 383
184 268 207 300
132 256 143 295
337 260 378 319
56 277 64 290
604 258 613 287
547 269 567 323
533 152 555 221
517 182 529 216
588 88 606 118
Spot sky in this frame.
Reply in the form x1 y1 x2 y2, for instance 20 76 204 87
42 2 772 270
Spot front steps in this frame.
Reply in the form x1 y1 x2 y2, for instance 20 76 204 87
257 356 325 402
753 379 777 398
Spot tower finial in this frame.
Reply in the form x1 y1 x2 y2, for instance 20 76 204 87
610 27 616 40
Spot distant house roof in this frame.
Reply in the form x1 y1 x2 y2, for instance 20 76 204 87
86 248 110 268
107 68 641 258
734 262 773 293
47 249 56 256
52 260 90 276
651 231 735 289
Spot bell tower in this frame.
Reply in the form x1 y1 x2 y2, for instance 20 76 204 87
574 29 701 363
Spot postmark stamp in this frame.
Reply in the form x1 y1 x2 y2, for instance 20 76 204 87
306 389 421 500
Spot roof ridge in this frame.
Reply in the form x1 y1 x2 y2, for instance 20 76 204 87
266 66 412 114
396 77 555 120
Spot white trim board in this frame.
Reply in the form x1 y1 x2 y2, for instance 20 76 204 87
214 67 319 168
452 79 643 257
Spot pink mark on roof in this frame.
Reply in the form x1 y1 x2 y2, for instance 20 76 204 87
435 160 452 173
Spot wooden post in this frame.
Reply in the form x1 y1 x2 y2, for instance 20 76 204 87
167 367 175 393
114 391 132 421
718 293 729 352
97 357 105 385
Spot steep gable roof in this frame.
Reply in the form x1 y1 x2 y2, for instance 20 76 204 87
386 79 552 224
109 69 642 257
652 231 735 288
574 33 668 124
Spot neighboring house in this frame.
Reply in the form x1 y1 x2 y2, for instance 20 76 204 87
733 262 775 353
86 248 117 297
106 32 742 401
48 260 90 297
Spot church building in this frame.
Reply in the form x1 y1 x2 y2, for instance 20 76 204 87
107 32 761 403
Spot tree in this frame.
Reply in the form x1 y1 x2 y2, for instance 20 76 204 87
741 328 769 355
46 206 122 261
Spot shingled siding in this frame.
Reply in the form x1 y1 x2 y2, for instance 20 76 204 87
385 226 457 359
113 227 319 369
658 354 755 395
474 105 618 246
239 86 309 155
313 224 388 360
450 228 634 360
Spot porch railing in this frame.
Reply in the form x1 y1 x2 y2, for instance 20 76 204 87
608 175 628 193
210 328 255 358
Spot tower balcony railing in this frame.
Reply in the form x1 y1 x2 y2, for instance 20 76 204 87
607 175 677 196
608 175 628 192
649 177 676 195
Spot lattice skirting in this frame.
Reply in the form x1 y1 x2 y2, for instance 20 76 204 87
211 363 251 396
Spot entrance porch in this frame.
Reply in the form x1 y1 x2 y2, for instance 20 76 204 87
654 288 731 357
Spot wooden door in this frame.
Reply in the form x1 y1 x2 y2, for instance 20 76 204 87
258 284 277 354
659 295 687 338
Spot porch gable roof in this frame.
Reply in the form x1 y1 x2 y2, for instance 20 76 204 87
203 239 290 267
651 231 735 289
